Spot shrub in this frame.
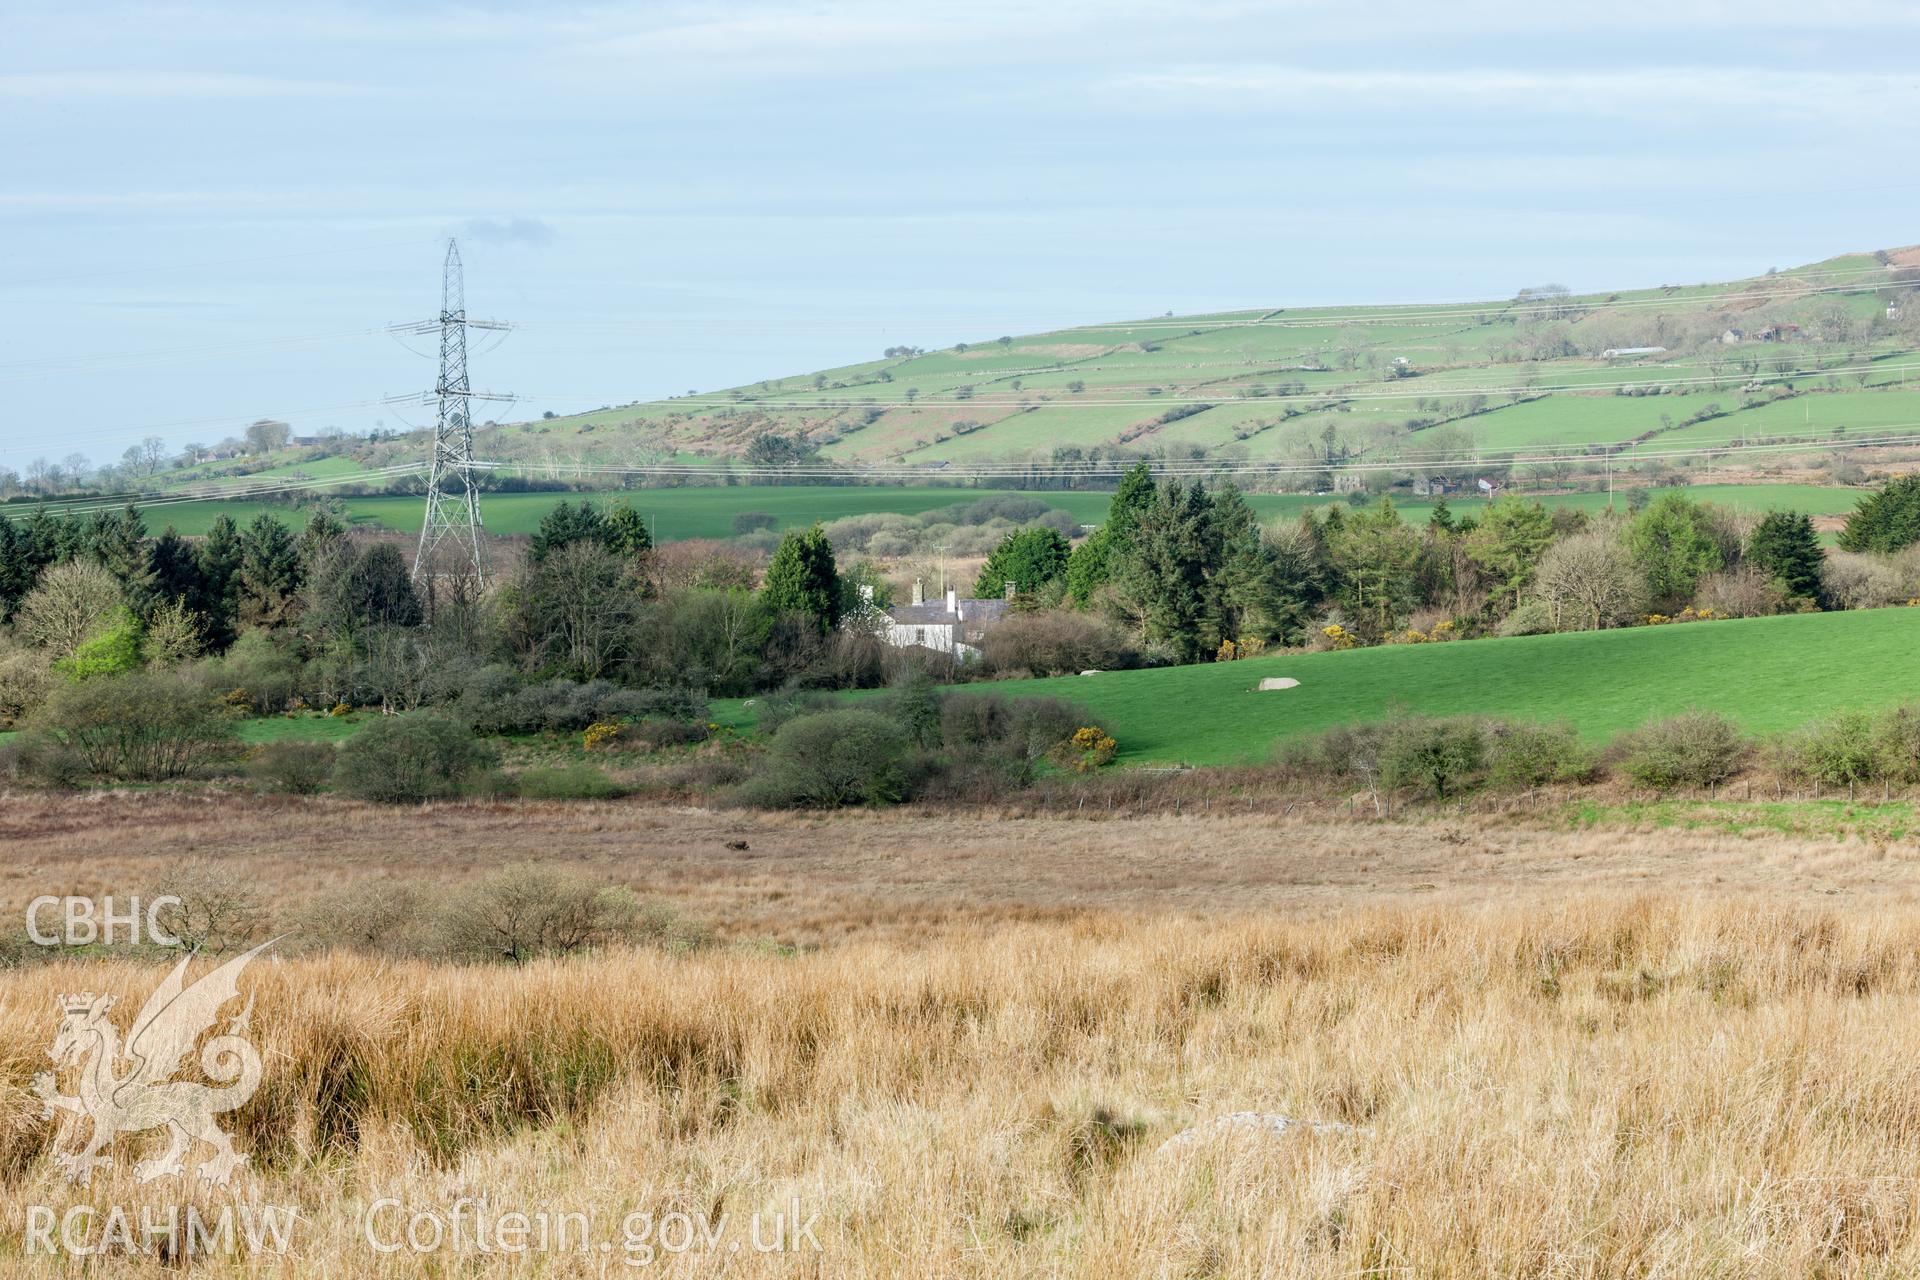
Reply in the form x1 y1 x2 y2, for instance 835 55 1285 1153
249 740 336 794
752 688 835 736
1775 710 1882 786
211 629 302 714
514 763 625 800
289 880 432 956
0 643 52 727
1876 704 1920 784
149 862 268 954
293 868 705 960
876 668 942 748
436 864 689 963
1613 710 1748 790
31 671 240 781
1379 717 1487 799
736 709 910 808
54 608 142 680
622 717 709 750
980 610 1139 676
730 511 778 535
939 694 1085 768
1273 720 1393 785
1052 725 1119 773
1485 721 1595 788
331 712 497 803
1496 599 1554 637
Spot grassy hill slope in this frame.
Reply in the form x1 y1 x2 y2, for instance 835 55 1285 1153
719 608 1920 766
463 247 1920 471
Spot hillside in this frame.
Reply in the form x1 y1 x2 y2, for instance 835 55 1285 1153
718 607 1920 766
470 247 1920 475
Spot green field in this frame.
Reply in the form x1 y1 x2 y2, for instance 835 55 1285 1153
15 480 1867 545
13 487 1115 542
720 607 1920 766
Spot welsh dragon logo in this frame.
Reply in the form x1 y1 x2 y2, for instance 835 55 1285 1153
33 940 274 1187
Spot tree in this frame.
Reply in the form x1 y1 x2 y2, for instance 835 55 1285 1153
243 419 292 454
297 509 347 567
1747 510 1825 604
344 543 423 630
309 541 423 640
529 500 608 562
1113 481 1221 661
1206 483 1288 646
1533 527 1643 631
1065 461 1157 605
518 541 640 680
604 501 653 561
761 524 841 631
17 559 122 658
1326 497 1418 642
236 514 303 630
0 514 35 619
197 514 243 648
84 504 153 611
146 528 207 624
975 527 1070 599
1464 498 1555 614
1838 475 1920 555
1626 492 1724 612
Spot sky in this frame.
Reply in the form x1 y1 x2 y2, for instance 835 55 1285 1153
4 0 1920 472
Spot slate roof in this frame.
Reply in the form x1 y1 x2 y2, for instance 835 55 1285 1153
886 598 1016 626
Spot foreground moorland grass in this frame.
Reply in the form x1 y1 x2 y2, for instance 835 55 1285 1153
9 899 1920 1276
719 605 1920 765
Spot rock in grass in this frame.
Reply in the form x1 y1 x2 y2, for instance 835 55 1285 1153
1157 1111 1366 1154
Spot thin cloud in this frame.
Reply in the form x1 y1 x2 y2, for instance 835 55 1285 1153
1103 66 1920 119
0 71 373 99
460 217 557 246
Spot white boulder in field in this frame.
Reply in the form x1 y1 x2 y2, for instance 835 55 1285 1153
1157 1111 1366 1154
1257 677 1300 691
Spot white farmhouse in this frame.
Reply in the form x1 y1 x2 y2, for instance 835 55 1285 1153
852 580 1016 662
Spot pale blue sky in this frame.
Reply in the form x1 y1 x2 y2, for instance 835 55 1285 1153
4 1 1920 470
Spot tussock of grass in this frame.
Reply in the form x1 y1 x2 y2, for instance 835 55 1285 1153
12 902 1920 1273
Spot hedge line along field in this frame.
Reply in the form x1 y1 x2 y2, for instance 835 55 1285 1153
721 606 1920 765
11 480 1869 542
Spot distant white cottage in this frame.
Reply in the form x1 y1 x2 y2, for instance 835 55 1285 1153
853 580 1016 661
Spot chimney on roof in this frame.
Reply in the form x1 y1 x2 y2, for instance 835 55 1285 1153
945 587 957 614
1004 580 1017 600
859 584 874 602
911 579 924 606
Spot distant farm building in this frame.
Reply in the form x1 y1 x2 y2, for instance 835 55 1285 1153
1753 323 1803 342
859 581 1015 661
1720 328 1745 344
1600 346 1668 359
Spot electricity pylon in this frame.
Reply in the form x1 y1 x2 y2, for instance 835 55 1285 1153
401 238 509 588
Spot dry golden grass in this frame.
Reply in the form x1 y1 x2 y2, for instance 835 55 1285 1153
8 793 1920 1274
6 903 1920 1275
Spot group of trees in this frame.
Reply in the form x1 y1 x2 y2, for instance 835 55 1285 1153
951 462 1896 670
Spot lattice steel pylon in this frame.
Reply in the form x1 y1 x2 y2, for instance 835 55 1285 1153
411 238 491 588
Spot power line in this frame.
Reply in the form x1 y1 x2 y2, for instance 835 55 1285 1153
411 239 500 588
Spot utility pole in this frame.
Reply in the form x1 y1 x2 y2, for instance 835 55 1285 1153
401 238 511 592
